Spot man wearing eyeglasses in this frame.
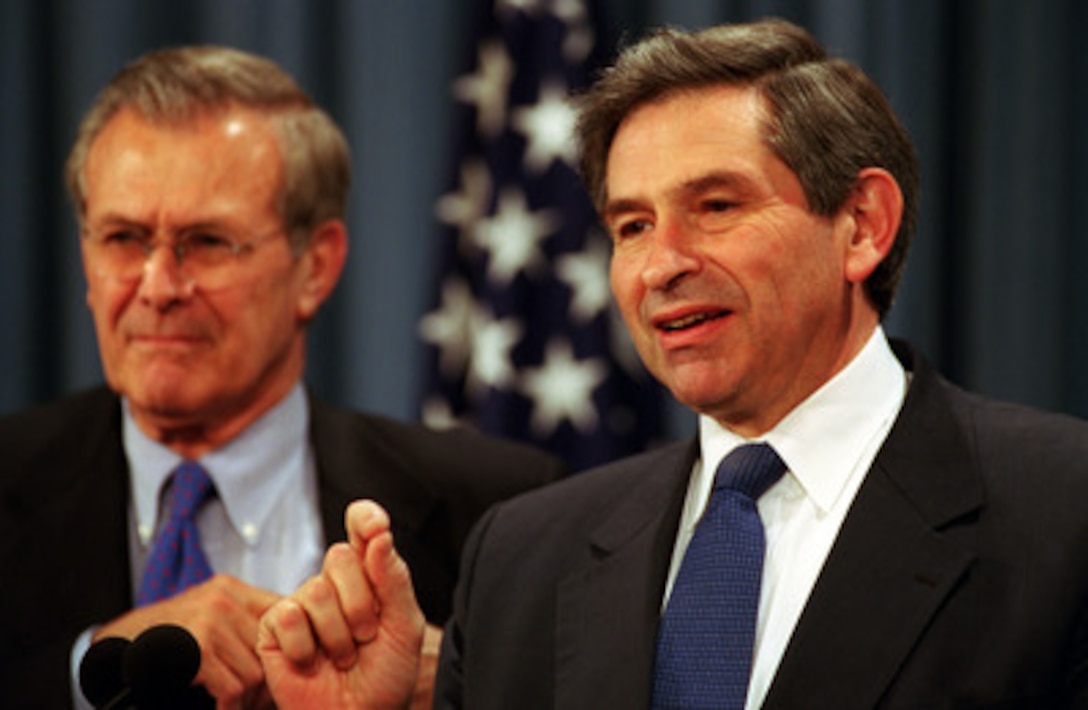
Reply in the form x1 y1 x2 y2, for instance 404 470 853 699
0 46 564 708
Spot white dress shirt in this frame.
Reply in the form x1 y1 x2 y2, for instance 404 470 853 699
662 328 908 710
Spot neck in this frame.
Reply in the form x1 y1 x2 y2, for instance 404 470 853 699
130 378 300 460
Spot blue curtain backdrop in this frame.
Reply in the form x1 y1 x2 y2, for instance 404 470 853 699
2 1 1087 457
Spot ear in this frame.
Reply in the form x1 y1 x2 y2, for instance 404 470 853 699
296 219 348 322
841 167 903 284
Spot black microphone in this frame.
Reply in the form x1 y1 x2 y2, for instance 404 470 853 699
79 636 130 707
123 624 206 708
80 624 211 709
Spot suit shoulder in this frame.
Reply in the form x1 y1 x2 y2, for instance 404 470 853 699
955 387 1088 465
309 400 567 497
0 387 120 467
901 345 1088 474
915 376 1088 513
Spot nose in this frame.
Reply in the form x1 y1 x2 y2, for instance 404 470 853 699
640 216 701 291
137 244 195 306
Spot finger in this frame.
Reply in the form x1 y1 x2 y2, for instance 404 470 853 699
345 499 392 551
323 541 380 644
363 530 424 639
294 574 357 670
257 598 318 667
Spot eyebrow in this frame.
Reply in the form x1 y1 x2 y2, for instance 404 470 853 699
602 197 646 222
86 213 244 236
603 170 759 220
84 213 148 232
675 171 758 200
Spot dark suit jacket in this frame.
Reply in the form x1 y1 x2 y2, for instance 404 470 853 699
0 386 565 708
435 342 1088 709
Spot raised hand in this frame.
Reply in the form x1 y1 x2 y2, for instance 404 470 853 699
257 500 425 710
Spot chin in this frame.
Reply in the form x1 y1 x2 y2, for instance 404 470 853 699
122 376 208 418
662 361 738 404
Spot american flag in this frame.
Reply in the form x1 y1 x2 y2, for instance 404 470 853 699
418 0 665 472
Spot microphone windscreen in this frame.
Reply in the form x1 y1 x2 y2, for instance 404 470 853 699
79 636 131 706
122 624 202 705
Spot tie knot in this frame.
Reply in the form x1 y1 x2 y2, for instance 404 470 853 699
714 443 785 499
169 461 215 518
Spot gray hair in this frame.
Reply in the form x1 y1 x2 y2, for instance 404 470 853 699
66 45 350 252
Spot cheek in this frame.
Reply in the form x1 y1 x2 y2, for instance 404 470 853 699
231 277 302 345
609 255 641 321
751 222 837 305
85 277 133 333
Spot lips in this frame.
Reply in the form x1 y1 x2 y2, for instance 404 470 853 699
657 309 730 332
125 326 211 347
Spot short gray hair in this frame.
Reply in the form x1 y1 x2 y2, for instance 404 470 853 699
66 45 350 253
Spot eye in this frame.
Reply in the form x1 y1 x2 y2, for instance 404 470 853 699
186 232 234 250
697 198 739 232
179 232 240 267
703 199 736 212
99 229 148 253
610 217 653 242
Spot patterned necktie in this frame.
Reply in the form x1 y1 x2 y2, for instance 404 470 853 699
136 461 216 606
652 443 787 710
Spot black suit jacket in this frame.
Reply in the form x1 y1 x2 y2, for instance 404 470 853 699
436 342 1088 709
0 386 565 708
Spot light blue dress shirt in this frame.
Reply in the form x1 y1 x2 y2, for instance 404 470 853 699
72 384 324 707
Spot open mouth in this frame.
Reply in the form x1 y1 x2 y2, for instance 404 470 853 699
659 310 730 332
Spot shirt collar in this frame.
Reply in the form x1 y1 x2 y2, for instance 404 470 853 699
698 327 907 513
125 384 310 547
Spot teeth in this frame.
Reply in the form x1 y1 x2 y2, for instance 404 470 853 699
663 313 711 331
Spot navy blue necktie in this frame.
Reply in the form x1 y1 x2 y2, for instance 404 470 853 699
136 461 216 606
652 443 787 710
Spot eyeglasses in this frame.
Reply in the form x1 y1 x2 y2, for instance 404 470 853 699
83 227 283 290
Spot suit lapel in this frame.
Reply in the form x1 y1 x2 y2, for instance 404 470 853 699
765 346 984 709
554 440 698 708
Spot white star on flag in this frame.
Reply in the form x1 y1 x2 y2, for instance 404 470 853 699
453 40 514 139
472 188 559 284
418 277 476 377
496 0 546 18
467 307 523 393
556 231 611 323
553 0 594 61
434 159 493 254
519 339 608 436
512 80 580 173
